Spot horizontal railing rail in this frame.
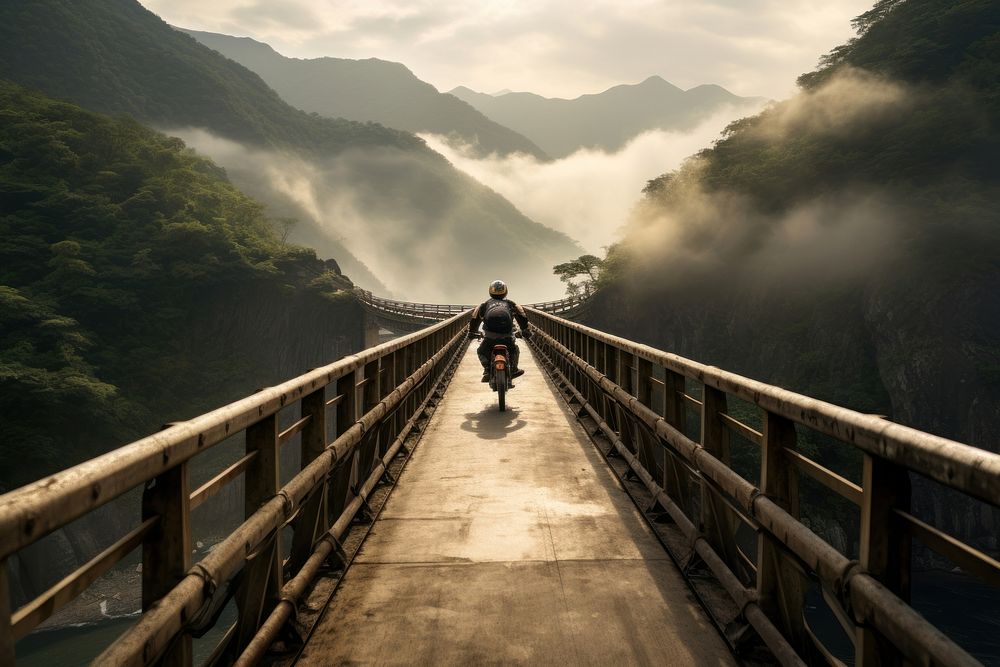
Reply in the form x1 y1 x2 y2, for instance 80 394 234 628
0 310 471 665
526 307 999 667
355 288 590 324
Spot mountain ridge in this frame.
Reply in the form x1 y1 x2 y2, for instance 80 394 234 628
450 77 766 157
182 28 550 160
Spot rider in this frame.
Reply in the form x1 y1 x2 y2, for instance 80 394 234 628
468 280 530 383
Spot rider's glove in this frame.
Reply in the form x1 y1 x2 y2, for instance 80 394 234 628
522 329 532 340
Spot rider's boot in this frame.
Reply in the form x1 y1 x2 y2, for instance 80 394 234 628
512 368 525 379
481 370 490 382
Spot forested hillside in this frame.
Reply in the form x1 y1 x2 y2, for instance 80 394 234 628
0 0 580 301
0 81 362 492
590 0 999 548
184 30 549 160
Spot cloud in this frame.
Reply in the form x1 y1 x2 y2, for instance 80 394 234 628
140 0 874 100
751 68 908 140
420 101 766 254
230 0 324 31
625 162 903 290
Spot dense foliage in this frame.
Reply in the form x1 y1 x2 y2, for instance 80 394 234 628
0 81 356 490
685 0 999 211
553 255 605 297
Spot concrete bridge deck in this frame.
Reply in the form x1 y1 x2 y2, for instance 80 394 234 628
296 345 736 666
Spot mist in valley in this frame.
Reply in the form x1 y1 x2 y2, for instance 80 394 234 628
421 102 768 254
169 128 577 303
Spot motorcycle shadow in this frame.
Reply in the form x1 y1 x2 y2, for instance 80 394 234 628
460 408 527 441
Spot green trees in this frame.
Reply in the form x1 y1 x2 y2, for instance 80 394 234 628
0 81 356 490
553 255 605 297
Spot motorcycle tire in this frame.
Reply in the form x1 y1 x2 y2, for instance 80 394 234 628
496 369 506 412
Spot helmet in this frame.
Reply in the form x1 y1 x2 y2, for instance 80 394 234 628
488 280 508 298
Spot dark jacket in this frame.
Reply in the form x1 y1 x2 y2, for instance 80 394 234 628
469 298 529 337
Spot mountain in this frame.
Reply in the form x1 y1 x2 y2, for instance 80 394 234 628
182 29 549 160
0 0 580 302
589 0 1000 557
0 80 380 605
450 76 767 158
0 80 363 492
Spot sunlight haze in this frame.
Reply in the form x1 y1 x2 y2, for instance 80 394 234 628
141 0 873 100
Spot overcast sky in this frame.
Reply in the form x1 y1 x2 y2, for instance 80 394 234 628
142 0 874 100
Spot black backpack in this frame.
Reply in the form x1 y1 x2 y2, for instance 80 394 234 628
483 299 513 334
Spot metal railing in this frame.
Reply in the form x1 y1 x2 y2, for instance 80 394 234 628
355 289 590 324
355 289 469 323
526 294 591 317
0 311 471 665
527 307 1000 667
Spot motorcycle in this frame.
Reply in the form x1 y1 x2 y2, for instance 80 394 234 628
471 331 522 412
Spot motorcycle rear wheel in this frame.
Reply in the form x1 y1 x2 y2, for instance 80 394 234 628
496 369 506 411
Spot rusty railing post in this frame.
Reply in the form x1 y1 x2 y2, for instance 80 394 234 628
234 414 281 652
661 367 689 507
141 460 192 667
700 385 745 580
327 369 358 525
289 386 328 572
634 355 648 403
389 350 402 444
757 411 811 656
633 356 658 477
603 344 620 431
856 454 911 666
363 358 382 468
336 370 358 439
663 369 686 435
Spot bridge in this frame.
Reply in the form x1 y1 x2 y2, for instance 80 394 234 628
354 289 591 340
1 295 998 666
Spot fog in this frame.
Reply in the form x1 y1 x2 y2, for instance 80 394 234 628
162 129 577 303
421 102 767 254
620 70 916 290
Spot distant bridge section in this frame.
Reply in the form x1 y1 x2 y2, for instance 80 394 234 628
355 288 591 341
